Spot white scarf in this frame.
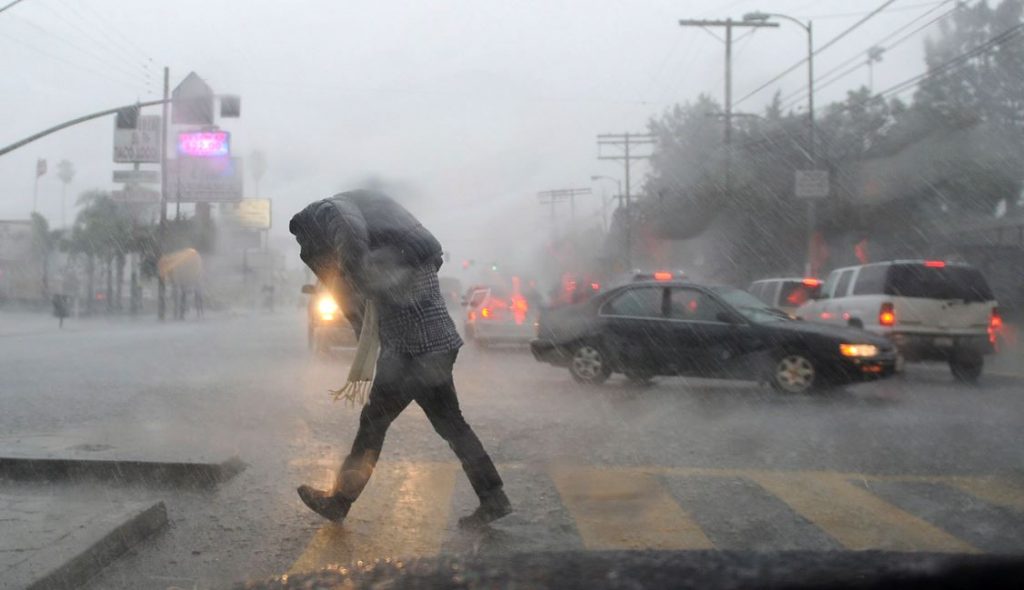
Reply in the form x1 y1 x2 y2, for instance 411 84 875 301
329 300 380 407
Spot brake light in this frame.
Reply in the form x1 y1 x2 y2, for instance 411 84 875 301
653 271 673 281
511 296 529 325
990 307 1003 348
802 278 821 286
591 282 600 291
879 302 896 327
924 260 946 268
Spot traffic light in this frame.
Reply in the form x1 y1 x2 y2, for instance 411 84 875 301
115 105 140 129
220 95 241 118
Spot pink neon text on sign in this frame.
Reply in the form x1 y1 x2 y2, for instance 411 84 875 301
178 131 230 157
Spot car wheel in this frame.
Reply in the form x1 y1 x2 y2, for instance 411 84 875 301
949 351 983 383
570 343 611 385
771 352 818 394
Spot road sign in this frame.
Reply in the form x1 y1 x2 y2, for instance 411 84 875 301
165 157 243 202
111 187 161 203
112 169 159 184
221 198 271 229
178 131 230 157
795 170 830 199
113 115 161 163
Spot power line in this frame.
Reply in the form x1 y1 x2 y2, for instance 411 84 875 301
794 1 948 21
51 0 156 68
874 22 1024 100
778 0 961 111
33 0 150 81
0 0 29 15
0 29 144 90
734 0 900 107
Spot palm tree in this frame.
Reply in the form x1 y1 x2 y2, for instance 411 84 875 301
29 212 61 301
56 160 75 229
70 192 132 313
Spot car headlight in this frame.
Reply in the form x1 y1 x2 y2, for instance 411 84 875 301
840 343 879 358
317 296 340 320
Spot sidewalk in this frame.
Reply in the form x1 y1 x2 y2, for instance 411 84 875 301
1 492 166 590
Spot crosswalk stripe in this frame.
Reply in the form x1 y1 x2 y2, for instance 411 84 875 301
549 466 714 550
948 477 1024 512
748 472 978 553
289 462 458 573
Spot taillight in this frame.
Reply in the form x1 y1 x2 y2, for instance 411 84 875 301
879 302 896 327
924 260 946 268
511 296 529 325
990 307 1003 348
481 307 491 319
802 278 821 286
653 271 673 281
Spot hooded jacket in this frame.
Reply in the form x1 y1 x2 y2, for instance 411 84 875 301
290 190 461 354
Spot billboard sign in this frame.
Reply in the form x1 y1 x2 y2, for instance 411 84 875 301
165 157 243 202
221 198 271 229
177 131 230 158
113 115 161 163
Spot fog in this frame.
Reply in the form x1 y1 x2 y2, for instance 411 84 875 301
0 0 939 270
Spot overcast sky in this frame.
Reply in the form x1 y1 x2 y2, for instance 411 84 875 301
0 0 947 266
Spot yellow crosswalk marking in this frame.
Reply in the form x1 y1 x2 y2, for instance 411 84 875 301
289 462 458 573
749 472 978 553
949 477 1024 512
549 466 714 550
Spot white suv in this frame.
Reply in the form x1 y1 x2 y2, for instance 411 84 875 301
796 260 1000 382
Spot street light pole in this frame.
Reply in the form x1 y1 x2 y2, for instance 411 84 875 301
744 12 817 274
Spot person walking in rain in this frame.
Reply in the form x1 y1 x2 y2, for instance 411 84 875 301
289 189 512 528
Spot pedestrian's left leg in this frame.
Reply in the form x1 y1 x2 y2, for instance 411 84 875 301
413 351 505 500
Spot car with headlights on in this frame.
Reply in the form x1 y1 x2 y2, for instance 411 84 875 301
301 282 356 353
531 280 897 393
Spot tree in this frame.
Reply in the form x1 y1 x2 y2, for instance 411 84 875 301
69 192 132 313
29 212 61 301
56 160 75 229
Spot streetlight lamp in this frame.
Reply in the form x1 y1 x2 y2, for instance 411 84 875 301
590 175 622 234
744 11 821 275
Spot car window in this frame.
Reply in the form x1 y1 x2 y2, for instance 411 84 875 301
885 264 995 301
668 288 728 322
779 281 820 307
468 289 488 308
602 287 664 318
834 270 855 299
750 282 770 305
853 264 889 295
818 271 839 299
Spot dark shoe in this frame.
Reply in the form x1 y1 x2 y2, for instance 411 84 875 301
458 489 512 529
297 484 351 522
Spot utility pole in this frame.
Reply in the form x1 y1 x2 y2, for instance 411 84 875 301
158 66 169 321
597 133 655 268
678 18 778 199
537 188 591 237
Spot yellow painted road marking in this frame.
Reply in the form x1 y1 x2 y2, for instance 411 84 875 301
749 472 978 553
949 477 1024 512
289 462 458 573
549 466 714 550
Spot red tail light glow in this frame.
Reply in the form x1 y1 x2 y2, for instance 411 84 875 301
653 271 673 281
879 302 896 327
924 260 946 268
591 282 600 291
481 307 491 319
990 307 1003 348
802 278 821 286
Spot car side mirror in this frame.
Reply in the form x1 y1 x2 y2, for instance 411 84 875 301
301 284 316 294
716 311 743 325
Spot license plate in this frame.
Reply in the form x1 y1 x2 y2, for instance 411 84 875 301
933 337 954 348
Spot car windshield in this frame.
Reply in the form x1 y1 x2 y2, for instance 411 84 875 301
4 2 1024 588
885 264 995 302
711 287 790 323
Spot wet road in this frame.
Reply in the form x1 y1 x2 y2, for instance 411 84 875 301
2 310 1023 588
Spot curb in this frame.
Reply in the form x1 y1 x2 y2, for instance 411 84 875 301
20 501 168 590
0 455 246 488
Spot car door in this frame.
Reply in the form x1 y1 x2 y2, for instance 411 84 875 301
664 287 747 377
599 286 671 374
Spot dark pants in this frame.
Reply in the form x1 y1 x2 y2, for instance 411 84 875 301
334 349 503 502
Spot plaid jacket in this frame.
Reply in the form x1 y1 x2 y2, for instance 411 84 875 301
376 264 463 355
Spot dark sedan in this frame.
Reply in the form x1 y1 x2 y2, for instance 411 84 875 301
531 281 898 393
